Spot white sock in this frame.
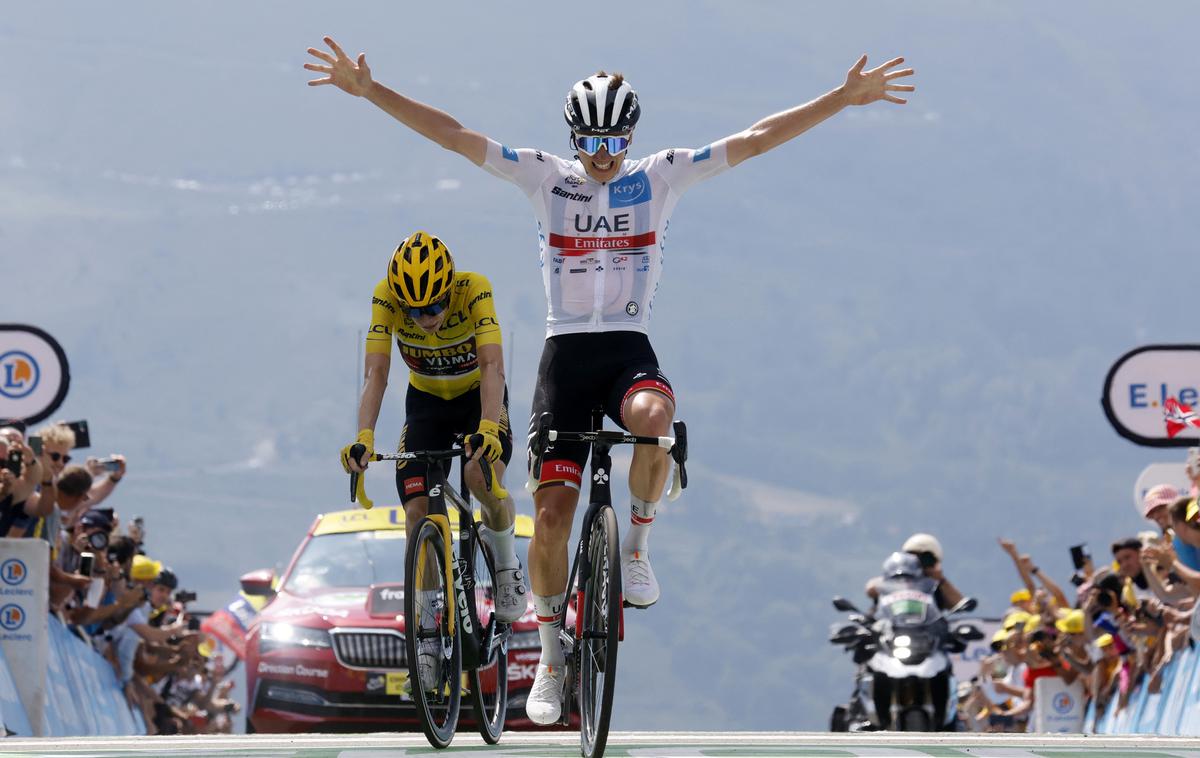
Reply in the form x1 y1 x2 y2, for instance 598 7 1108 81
622 496 656 555
479 523 519 570
534 592 567 666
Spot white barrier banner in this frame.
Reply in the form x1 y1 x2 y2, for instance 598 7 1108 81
1033 676 1086 733
0 539 49 736
949 618 1000 685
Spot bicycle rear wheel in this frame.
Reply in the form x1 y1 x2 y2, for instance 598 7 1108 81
578 505 620 758
468 528 508 744
404 517 462 749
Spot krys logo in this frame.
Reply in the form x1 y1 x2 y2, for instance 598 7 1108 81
0 351 39 399
609 170 651 208
0 604 25 631
1 559 27 586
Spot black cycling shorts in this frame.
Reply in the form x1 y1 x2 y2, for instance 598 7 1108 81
528 332 674 491
395 385 512 503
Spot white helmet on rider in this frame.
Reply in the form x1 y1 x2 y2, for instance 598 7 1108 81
564 72 641 135
902 533 943 563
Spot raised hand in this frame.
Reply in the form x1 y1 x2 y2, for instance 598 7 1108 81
841 55 915 106
305 36 374 97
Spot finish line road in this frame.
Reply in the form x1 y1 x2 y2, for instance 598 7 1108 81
3 733 1200 758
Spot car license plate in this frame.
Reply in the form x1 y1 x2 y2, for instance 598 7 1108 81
366 671 411 700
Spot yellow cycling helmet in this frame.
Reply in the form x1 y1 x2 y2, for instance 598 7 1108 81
388 231 456 308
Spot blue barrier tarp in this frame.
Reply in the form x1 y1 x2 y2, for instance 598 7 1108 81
42 616 143 737
0 638 33 736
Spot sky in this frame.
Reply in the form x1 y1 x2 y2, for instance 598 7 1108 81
4 0 1200 730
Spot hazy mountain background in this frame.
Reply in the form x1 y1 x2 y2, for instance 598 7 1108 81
4 1 1198 730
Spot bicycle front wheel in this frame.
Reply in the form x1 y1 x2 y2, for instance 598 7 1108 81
468 527 509 744
404 517 462 749
579 505 620 758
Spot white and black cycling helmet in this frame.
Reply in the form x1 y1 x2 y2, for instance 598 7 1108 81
564 72 641 135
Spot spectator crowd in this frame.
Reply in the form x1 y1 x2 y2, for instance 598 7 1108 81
0 420 239 735
957 449 1200 732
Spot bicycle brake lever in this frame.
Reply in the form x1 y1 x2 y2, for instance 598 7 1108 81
667 463 684 501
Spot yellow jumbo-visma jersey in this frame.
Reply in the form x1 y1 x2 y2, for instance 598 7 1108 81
365 272 502 400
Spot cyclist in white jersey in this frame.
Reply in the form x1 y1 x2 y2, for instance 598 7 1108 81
306 37 914 724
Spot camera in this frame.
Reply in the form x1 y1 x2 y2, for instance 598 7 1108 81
87 530 109 551
175 589 198 605
1069 544 1090 571
79 552 95 578
914 550 938 568
1069 571 1087 586
187 616 201 632
4 447 22 475
97 457 122 473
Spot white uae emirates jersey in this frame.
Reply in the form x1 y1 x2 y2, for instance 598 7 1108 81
482 138 729 337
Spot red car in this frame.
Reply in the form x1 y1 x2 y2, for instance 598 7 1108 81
243 504 552 733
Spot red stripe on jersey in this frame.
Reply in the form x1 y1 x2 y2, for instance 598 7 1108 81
548 231 657 254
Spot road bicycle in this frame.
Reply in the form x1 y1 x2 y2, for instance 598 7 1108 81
349 441 510 748
526 410 687 758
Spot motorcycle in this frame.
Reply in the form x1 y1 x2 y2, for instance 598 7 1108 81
829 585 983 732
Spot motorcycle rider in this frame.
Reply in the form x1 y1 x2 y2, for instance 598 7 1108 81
867 551 954 730
865 532 964 610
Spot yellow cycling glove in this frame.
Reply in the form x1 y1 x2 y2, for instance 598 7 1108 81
471 419 503 463
340 429 375 473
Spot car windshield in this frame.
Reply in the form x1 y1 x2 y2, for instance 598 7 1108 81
282 529 530 595
283 530 405 594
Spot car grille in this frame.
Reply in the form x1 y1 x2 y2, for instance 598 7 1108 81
329 628 407 670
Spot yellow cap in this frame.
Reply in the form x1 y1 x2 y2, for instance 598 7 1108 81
991 628 1013 646
1010 588 1032 604
1188 497 1199 522
1055 609 1085 635
1023 614 1043 634
1003 611 1031 631
197 639 215 658
1096 633 1115 648
130 555 162 581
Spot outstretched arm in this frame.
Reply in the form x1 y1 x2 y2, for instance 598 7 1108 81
724 55 914 167
306 36 489 166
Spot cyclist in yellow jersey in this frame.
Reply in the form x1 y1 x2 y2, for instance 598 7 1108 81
340 231 526 623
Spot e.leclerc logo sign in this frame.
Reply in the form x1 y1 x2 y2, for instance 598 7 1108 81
1102 344 1200 447
0 325 70 425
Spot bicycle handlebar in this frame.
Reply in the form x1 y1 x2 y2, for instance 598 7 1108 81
524 413 689 501
347 441 504 510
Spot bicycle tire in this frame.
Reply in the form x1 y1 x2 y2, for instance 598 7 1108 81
468 527 508 744
404 517 462 749
578 505 620 758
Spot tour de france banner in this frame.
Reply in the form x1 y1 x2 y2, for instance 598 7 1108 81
0 539 49 736
1103 344 1200 447
0 325 70 425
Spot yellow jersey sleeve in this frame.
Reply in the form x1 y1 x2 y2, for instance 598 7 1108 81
366 278 399 356
465 273 502 348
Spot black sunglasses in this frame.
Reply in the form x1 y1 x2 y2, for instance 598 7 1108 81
403 294 451 320
49 451 71 464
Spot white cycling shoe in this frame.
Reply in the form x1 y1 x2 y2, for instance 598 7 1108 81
621 549 660 608
417 639 442 693
525 663 568 725
493 565 528 624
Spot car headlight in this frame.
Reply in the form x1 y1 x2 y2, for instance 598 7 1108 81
893 635 912 648
260 622 331 649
